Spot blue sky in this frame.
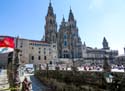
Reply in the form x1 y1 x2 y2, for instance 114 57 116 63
0 0 125 54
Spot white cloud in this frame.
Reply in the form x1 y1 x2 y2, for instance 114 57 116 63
89 0 104 10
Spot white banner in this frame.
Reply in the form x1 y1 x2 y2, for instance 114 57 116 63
0 47 14 54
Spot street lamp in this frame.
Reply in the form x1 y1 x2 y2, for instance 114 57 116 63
105 73 113 83
105 73 113 90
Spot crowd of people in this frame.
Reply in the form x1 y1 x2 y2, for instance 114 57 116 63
39 63 125 72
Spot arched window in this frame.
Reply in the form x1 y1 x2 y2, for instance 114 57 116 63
50 19 52 24
64 41 67 47
64 34 67 39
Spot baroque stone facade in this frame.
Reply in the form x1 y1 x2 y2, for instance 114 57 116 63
45 2 57 44
82 37 118 65
45 2 82 59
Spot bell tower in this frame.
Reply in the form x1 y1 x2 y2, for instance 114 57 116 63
45 1 57 44
102 37 110 50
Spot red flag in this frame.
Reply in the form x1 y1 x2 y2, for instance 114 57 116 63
0 37 15 53
0 37 15 48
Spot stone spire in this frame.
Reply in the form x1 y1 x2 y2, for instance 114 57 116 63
47 0 54 16
44 1 57 44
68 8 75 21
83 42 86 47
41 35 45 41
60 15 66 28
62 15 65 22
61 15 65 24
103 37 110 50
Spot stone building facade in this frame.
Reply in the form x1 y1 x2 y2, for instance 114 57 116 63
45 2 82 59
18 38 58 65
0 36 58 65
115 55 125 65
82 37 118 65
115 48 125 65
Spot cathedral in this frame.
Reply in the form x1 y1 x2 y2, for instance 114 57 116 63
0 2 119 66
44 2 82 59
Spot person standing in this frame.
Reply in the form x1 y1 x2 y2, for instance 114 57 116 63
22 77 31 91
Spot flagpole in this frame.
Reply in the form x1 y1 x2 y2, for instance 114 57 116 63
13 36 21 91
